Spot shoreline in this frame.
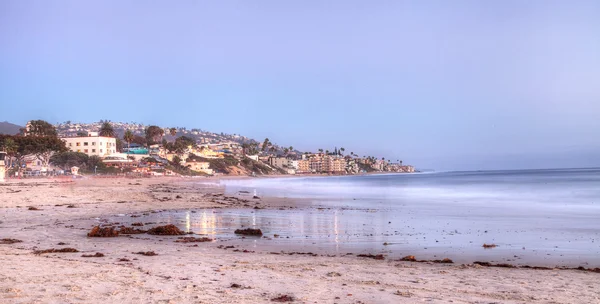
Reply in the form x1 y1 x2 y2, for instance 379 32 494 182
1 177 598 303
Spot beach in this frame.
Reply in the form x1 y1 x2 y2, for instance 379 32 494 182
1 176 599 303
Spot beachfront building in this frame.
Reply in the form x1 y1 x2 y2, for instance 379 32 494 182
60 132 117 157
186 161 213 175
102 155 137 168
297 159 310 173
299 154 347 174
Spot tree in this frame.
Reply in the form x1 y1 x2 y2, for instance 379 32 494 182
283 147 289 154
115 138 123 152
50 151 89 170
123 130 134 151
318 149 323 154
131 135 146 146
87 155 105 172
262 138 271 152
99 122 116 137
145 126 164 145
169 128 177 138
241 143 250 155
30 136 68 169
76 131 88 137
173 136 195 155
340 147 345 155
25 120 57 137
0 137 18 168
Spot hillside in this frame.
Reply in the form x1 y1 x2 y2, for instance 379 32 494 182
55 121 259 146
0 121 22 135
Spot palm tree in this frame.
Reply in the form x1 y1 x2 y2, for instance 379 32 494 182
262 138 271 152
340 147 345 155
288 146 293 152
318 149 323 154
169 127 177 138
99 122 115 137
325 150 329 155
123 130 134 153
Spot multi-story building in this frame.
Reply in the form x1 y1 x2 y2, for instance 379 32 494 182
61 132 117 157
301 154 347 174
297 159 310 173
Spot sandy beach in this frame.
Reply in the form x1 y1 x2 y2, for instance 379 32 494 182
1 177 599 304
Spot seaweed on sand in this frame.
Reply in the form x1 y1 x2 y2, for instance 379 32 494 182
34 248 79 254
87 226 119 237
0 238 22 244
119 226 147 234
175 237 213 243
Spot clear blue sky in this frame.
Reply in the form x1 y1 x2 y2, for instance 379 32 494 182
1 1 599 171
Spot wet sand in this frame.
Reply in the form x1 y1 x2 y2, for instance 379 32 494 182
0 177 599 303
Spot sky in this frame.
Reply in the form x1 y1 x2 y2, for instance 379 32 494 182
1 1 599 171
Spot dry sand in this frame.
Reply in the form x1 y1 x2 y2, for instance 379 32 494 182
0 177 598 303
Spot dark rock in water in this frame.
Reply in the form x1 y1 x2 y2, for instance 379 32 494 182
147 224 185 235
234 228 263 236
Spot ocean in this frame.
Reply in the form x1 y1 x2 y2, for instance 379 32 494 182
146 169 600 266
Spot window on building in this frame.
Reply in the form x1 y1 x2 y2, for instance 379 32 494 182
100 149 103 153
92 142 95 146
92 149 96 153
77 149 81 152
84 142 88 146
84 149 88 153
69 143 72 147
100 142 103 146
76 142 80 146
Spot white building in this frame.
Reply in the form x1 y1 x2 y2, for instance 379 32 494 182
61 132 117 157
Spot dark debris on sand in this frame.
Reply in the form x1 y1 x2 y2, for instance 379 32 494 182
357 254 385 260
82 252 105 258
175 237 213 243
0 238 23 244
134 251 157 256
34 248 79 254
119 226 147 235
271 295 295 302
234 228 263 236
87 226 119 237
399 255 453 263
147 224 185 235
